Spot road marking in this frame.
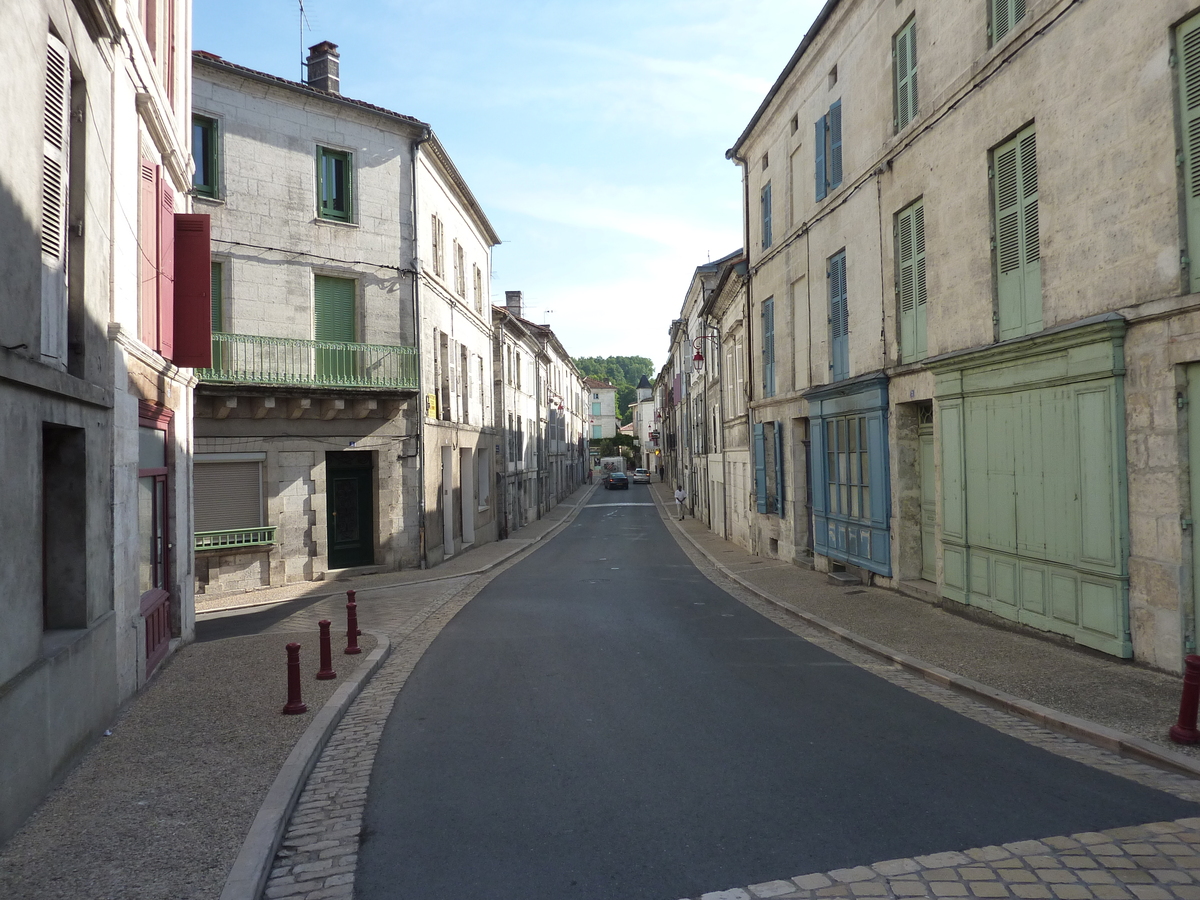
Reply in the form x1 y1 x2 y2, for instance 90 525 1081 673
587 503 656 507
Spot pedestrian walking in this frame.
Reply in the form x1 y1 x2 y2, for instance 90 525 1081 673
674 485 687 520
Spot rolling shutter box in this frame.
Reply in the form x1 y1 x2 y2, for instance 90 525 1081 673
195 461 263 532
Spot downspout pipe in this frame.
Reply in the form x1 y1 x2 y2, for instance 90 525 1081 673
411 126 432 568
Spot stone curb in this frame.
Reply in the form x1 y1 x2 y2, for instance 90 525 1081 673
198 486 600 619
217 630 392 900
651 488 1200 784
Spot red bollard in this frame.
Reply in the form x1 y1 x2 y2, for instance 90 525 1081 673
1171 654 1200 743
316 620 337 680
345 591 362 655
282 642 308 715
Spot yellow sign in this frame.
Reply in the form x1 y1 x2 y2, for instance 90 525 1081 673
426 393 438 417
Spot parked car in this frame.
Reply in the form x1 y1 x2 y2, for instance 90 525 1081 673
604 471 630 490
632 468 651 483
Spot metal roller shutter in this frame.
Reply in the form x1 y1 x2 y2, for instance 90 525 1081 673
195 461 263 531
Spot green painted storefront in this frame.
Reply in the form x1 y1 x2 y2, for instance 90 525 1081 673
929 316 1131 657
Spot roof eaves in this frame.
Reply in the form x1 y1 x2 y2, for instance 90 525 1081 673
726 0 842 161
422 136 502 247
193 51 431 134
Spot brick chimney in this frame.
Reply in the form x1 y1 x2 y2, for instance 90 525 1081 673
306 41 340 94
505 290 523 318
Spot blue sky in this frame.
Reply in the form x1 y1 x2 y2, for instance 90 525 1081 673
194 0 826 365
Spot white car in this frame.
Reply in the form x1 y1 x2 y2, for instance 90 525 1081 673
632 468 651 484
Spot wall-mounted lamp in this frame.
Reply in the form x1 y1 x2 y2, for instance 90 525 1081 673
691 332 721 373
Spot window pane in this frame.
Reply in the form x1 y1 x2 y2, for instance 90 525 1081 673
139 426 166 469
139 475 155 592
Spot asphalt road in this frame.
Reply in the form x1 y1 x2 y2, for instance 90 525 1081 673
356 483 1198 900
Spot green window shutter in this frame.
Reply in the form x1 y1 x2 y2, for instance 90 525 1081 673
898 199 927 363
993 125 1040 340
914 202 927 358
991 0 1026 45
894 19 917 132
317 148 352 221
210 262 223 333
314 275 355 341
1178 13 1200 293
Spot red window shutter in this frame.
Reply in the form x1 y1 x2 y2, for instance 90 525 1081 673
172 214 212 367
139 159 158 347
157 173 175 360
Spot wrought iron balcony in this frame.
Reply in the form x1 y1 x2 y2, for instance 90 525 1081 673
196 333 419 389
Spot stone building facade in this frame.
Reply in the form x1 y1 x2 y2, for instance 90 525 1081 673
191 42 500 583
1 0 201 842
191 48 424 592
722 0 1200 671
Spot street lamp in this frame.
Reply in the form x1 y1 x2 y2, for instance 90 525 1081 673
691 332 721 373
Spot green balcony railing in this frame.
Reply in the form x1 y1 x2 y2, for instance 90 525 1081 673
195 526 278 551
196 333 418 389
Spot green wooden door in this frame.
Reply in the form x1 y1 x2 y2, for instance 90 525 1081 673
920 425 936 582
1188 365 1200 657
314 275 356 380
326 452 373 569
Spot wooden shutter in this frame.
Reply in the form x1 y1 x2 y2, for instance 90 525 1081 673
992 0 1026 45
171 214 211 367
897 200 926 362
829 251 848 380
195 461 263 531
313 275 355 341
41 33 70 362
762 297 775 396
815 115 827 201
761 183 772 249
210 262 223 332
1180 13 1200 294
753 422 768 513
829 100 843 189
774 421 785 511
157 176 175 359
894 19 917 132
993 124 1041 339
139 160 158 348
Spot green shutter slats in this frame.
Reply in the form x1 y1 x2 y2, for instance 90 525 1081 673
210 262 223 332
314 275 355 341
1022 131 1040 264
898 199 926 363
763 298 775 396
992 0 1027 45
994 124 1041 340
894 19 917 132
1182 14 1200 292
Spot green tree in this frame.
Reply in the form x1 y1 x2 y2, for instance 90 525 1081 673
575 355 654 424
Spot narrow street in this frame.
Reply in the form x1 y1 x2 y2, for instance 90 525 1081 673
353 483 1199 900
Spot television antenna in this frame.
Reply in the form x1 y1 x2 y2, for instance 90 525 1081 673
299 0 313 80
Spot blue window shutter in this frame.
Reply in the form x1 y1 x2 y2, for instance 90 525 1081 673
762 297 775 397
815 116 827 201
829 251 849 380
761 183 773 249
754 423 768 513
829 100 843 189
774 422 785 512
